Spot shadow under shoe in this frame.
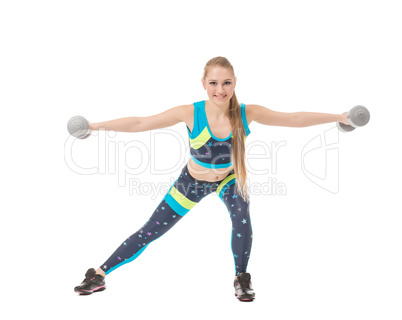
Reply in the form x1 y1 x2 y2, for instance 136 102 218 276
74 268 106 295
234 272 255 302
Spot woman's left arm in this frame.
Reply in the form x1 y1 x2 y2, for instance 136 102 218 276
247 104 349 127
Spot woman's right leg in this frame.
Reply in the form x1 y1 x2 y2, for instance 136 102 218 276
98 165 204 276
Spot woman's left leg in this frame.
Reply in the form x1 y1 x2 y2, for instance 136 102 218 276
216 171 253 276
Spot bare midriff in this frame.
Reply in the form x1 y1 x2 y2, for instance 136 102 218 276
187 158 233 182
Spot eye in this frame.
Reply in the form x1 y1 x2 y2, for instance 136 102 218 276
209 81 232 85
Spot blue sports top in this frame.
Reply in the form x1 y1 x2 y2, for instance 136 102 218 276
186 100 251 169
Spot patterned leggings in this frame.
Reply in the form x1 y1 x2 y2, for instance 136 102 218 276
100 164 253 276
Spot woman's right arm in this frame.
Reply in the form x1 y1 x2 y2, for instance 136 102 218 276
89 104 191 133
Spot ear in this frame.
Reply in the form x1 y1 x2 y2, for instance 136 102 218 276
201 78 206 90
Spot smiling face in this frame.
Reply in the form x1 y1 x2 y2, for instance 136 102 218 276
202 66 236 105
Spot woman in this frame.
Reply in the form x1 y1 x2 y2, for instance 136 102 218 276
74 56 349 301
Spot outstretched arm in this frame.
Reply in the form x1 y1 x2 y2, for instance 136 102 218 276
89 104 190 133
247 104 349 127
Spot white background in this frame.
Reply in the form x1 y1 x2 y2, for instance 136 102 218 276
1 0 401 319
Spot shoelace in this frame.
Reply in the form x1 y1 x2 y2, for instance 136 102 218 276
84 270 97 282
235 279 246 288
237 279 252 291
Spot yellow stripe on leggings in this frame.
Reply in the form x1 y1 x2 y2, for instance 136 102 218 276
169 186 198 210
216 174 236 195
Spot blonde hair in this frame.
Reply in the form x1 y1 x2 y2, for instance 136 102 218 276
202 56 250 202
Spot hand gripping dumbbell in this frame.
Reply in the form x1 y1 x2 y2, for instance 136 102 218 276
337 105 370 133
67 116 91 139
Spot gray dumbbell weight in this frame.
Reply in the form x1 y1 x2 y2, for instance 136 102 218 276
67 116 91 139
337 105 370 133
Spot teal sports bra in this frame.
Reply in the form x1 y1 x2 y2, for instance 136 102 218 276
186 100 251 169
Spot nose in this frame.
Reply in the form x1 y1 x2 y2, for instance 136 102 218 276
216 84 225 93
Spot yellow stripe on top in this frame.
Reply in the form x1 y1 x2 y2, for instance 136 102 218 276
189 127 212 150
216 174 236 195
190 129 247 150
230 134 248 139
169 186 198 210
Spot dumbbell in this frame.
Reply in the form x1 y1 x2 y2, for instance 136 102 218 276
337 105 370 133
67 116 91 139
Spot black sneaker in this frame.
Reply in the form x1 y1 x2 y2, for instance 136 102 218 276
74 268 106 295
234 272 255 301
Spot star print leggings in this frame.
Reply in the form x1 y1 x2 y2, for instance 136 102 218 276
100 164 252 276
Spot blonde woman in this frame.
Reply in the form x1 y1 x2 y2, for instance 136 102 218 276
74 56 349 301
